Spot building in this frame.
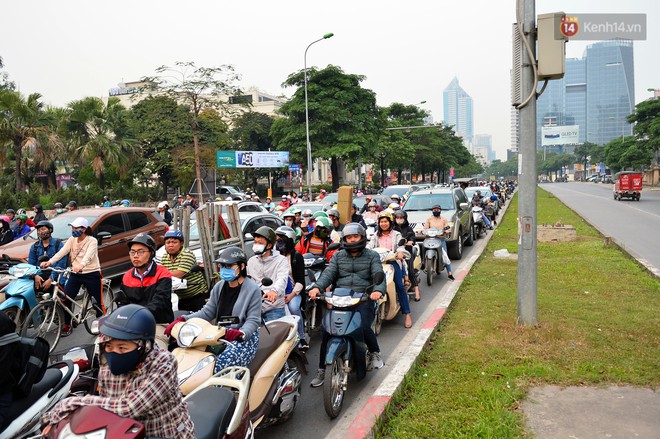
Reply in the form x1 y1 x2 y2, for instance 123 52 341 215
443 77 473 143
473 134 493 166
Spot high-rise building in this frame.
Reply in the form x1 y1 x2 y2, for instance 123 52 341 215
534 39 634 151
443 77 473 143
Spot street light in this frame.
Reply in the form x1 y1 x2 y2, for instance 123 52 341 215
304 32 334 199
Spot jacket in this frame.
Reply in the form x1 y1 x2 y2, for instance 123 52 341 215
313 247 386 295
367 229 404 252
295 235 337 260
247 251 290 314
186 277 262 340
28 238 66 282
49 235 101 274
120 262 173 323
13 224 31 240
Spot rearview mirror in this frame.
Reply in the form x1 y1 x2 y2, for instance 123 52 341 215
398 238 406 246
327 242 341 251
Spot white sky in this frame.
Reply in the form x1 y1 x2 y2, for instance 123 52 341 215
1 1 657 161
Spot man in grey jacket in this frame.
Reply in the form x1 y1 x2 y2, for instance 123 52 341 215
308 223 386 387
247 226 290 322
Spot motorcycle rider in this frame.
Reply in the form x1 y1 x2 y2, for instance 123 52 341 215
247 226 290 322
308 223 386 387
32 204 47 223
12 214 31 240
295 217 338 260
327 209 344 235
28 221 66 294
159 230 208 312
393 210 421 302
367 211 412 328
275 226 308 349
157 201 173 226
5 209 17 231
166 246 262 373
263 196 275 213
422 205 455 280
0 216 13 246
362 201 379 222
43 305 195 439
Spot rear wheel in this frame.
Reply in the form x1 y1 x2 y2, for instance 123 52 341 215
426 256 435 286
464 225 474 246
4 306 26 331
373 302 385 335
323 357 345 419
21 301 63 353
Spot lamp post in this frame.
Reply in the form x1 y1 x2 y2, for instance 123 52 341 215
379 152 387 188
304 32 334 200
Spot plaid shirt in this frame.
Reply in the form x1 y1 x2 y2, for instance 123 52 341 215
44 345 195 438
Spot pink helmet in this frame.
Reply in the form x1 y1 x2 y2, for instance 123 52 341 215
0 215 10 223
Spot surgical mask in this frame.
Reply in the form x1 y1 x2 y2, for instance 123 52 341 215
220 267 239 281
285 219 294 227
396 219 405 225
253 243 266 255
105 349 142 375
38 231 51 240
432 211 441 217
72 229 84 238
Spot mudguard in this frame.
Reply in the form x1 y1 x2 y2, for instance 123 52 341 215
325 337 348 366
424 249 437 260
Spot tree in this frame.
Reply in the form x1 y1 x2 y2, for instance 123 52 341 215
271 65 380 191
573 141 598 179
143 62 242 200
604 136 652 172
627 98 660 155
66 96 136 189
0 90 61 192
0 56 15 91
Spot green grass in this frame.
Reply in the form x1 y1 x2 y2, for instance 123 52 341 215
376 188 660 438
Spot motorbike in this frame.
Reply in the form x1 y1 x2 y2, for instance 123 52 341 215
0 262 42 331
0 360 79 439
301 243 340 341
171 314 306 430
471 203 486 240
364 218 377 241
317 271 385 419
421 228 451 286
371 240 410 335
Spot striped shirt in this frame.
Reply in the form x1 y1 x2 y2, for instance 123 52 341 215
160 248 208 299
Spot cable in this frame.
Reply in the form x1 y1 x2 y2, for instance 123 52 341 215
536 79 549 98
515 0 538 109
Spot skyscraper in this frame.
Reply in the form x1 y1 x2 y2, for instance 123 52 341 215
443 77 473 143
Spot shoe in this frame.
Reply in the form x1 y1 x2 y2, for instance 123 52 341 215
310 369 325 387
298 339 309 351
405 314 413 328
368 352 384 370
61 324 73 337
448 274 455 281
489 226 494 230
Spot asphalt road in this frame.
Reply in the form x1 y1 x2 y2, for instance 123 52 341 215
540 182 660 276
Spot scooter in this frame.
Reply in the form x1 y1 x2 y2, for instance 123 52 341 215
0 360 79 439
0 262 41 330
317 271 385 419
472 203 486 240
371 240 409 335
364 218 377 241
301 243 340 341
422 228 451 286
171 314 306 430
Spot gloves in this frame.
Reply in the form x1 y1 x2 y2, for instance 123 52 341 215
164 316 186 337
224 328 245 342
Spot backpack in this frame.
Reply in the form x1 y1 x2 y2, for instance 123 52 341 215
0 333 50 397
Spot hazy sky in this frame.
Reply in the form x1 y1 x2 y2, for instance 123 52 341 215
2 1 657 160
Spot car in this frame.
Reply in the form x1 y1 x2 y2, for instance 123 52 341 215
216 185 249 200
381 184 428 200
0 207 168 279
354 195 392 210
155 212 283 263
235 200 268 214
316 192 338 204
402 187 473 259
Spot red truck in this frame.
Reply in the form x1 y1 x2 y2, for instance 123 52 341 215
613 171 643 201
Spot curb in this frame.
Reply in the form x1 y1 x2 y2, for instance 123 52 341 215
339 198 512 439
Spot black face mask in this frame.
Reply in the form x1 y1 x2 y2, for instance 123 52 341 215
432 211 441 217
105 348 142 375
275 240 289 254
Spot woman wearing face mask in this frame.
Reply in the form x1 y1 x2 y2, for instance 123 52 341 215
41 217 103 336
422 205 454 280
43 305 195 439
165 246 262 373
281 211 301 240
362 201 379 222
393 210 421 302
275 226 307 349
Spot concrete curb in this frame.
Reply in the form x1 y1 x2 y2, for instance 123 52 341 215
340 199 512 439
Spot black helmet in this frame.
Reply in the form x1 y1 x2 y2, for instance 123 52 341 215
341 222 367 252
67 201 77 207
127 233 156 255
100 304 156 342
215 246 247 265
253 226 277 245
394 210 407 219
36 220 54 232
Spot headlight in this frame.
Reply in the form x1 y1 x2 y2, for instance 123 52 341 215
58 423 107 439
327 296 360 307
425 229 439 237
177 322 202 347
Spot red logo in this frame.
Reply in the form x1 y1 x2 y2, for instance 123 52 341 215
560 15 579 38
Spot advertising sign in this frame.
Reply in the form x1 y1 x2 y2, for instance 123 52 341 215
216 151 236 168
542 125 579 146
216 151 289 168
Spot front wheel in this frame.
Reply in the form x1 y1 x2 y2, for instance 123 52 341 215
21 301 63 353
373 302 384 335
323 357 346 419
426 256 435 286
4 306 26 331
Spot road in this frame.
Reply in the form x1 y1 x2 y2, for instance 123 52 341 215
540 182 660 276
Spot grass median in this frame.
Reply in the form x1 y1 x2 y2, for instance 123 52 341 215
376 188 660 438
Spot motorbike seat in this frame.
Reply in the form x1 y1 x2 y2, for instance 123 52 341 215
4 368 62 428
186 386 236 439
248 321 290 378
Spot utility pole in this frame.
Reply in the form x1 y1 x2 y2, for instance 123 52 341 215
517 0 538 325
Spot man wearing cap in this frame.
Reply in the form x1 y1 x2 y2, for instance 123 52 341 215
28 220 65 294
12 214 31 240
67 201 78 211
422 205 455 280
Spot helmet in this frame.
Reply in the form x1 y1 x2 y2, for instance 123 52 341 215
215 246 247 266
121 200 130 207
327 209 340 220
390 194 400 200
68 201 77 207
432 204 442 210
302 209 313 217
275 226 297 242
312 211 328 220
320 189 326 194
322 204 333 212
314 217 333 239
388 203 401 211
36 220 54 232
290 208 301 215
475 190 482 196
5 209 15 215
17 209 26 215
368 201 377 207
282 210 296 219
253 226 277 244
394 210 407 219
490 194 499 201
17 214 28 221
127 233 156 254
100 304 155 342
378 211 393 222
164 229 184 241
54 202 63 209
341 223 367 251
157 201 168 209
103 196 109 200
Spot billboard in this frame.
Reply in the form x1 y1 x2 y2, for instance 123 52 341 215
217 151 289 168
541 125 579 146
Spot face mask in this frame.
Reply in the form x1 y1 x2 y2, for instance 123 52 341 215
105 349 142 375
38 231 51 240
396 219 405 225
275 240 289 254
314 228 329 239
72 229 84 238
432 211 441 217
253 243 266 255
285 220 294 227
220 267 239 281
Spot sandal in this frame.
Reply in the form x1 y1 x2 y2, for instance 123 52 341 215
404 314 413 328
414 288 421 302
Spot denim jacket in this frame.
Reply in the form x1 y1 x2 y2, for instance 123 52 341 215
28 238 66 282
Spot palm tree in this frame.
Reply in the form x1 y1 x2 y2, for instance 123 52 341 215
0 90 60 192
66 97 137 188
